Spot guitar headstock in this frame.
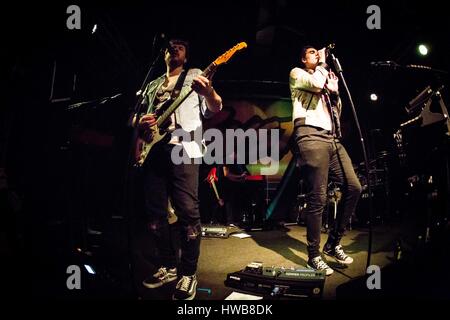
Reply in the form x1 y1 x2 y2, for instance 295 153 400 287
206 167 218 183
213 42 247 66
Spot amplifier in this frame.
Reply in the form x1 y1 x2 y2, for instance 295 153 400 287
225 263 326 299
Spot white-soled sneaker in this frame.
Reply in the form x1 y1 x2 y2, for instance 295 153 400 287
307 256 334 276
324 244 354 265
172 275 197 300
142 267 177 289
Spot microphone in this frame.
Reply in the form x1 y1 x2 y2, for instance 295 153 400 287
152 32 169 53
325 43 335 57
160 33 170 50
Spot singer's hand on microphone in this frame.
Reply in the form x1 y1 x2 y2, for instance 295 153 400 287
318 48 327 63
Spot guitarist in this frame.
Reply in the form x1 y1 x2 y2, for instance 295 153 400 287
135 39 222 300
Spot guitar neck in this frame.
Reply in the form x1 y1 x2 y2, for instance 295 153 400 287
156 63 217 127
157 87 193 126
210 180 221 200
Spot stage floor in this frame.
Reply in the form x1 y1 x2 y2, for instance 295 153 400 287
27 217 450 300
196 225 391 300
134 223 404 300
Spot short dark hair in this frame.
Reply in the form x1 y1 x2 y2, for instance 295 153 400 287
300 45 315 64
169 39 190 60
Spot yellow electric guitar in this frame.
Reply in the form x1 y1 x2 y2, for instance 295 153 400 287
135 42 247 167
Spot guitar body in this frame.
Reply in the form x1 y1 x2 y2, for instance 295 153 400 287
135 124 169 166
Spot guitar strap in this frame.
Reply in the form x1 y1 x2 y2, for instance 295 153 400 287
171 69 188 100
149 70 188 114
169 70 187 126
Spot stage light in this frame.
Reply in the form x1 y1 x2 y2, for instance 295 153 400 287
92 24 97 34
418 44 428 56
370 93 378 101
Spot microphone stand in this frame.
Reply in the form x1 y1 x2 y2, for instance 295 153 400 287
66 93 123 111
123 34 166 298
132 34 167 117
329 53 374 270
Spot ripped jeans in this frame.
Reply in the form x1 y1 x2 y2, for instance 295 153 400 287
143 144 201 276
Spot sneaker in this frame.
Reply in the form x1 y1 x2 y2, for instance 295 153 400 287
324 244 354 265
172 275 197 300
142 267 177 289
307 256 334 276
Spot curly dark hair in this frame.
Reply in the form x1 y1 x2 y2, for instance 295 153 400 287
168 39 190 60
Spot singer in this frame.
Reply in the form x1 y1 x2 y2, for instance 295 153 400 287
289 45 362 275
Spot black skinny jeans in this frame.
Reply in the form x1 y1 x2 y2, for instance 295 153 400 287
295 126 362 258
143 144 201 276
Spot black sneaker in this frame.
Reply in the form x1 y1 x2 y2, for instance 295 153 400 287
172 275 197 300
324 244 354 265
307 256 334 276
142 267 177 289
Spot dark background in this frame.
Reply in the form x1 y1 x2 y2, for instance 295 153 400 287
5 0 449 171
